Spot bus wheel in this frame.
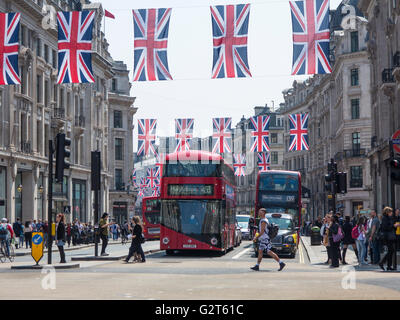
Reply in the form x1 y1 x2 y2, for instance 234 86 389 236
166 250 174 255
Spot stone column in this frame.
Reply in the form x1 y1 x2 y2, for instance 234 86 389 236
7 161 16 222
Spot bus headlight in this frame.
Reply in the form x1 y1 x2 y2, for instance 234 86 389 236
162 237 170 245
285 235 294 244
211 237 218 246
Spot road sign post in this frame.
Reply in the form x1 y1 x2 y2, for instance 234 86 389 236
31 232 44 265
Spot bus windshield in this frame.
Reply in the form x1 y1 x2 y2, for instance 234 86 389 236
144 211 160 225
259 173 299 192
164 162 220 177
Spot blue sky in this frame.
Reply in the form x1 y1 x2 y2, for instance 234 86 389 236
99 0 342 150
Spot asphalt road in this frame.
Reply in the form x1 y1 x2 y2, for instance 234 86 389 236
0 240 399 300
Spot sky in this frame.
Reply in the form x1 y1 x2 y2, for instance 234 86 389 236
98 0 343 150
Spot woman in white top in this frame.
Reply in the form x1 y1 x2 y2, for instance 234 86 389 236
355 217 368 266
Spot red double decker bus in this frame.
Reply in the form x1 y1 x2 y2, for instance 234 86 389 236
142 196 161 240
160 150 236 254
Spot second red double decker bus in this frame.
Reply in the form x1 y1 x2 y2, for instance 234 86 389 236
142 196 161 240
160 150 236 254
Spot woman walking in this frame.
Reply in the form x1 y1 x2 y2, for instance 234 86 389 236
341 215 359 264
55 213 67 263
355 217 368 266
24 221 32 249
124 216 146 263
379 207 397 271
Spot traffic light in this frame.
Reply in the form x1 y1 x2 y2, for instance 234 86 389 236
335 172 347 194
91 151 101 191
55 133 71 183
390 158 400 182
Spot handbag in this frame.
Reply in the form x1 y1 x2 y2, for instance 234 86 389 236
332 226 344 243
323 228 329 247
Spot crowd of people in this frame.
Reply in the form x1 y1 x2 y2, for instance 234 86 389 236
310 207 400 270
0 213 147 264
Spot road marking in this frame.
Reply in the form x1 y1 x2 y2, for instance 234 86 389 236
299 242 305 264
232 248 251 260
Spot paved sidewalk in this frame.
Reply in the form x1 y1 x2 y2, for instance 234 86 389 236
13 239 124 256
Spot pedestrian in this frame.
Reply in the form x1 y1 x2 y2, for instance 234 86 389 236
72 220 79 246
379 207 397 271
66 223 72 247
354 216 368 266
12 218 22 249
326 214 341 268
124 216 146 263
250 208 285 271
313 216 323 229
394 208 400 253
24 221 32 249
55 213 66 264
366 210 380 264
42 220 49 248
99 213 112 256
31 220 37 232
0 218 14 257
321 215 331 264
341 215 359 265
111 221 118 241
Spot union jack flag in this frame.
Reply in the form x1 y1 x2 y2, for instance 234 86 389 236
131 169 137 187
290 0 331 75
233 154 246 176
0 13 20 85
146 167 159 189
249 115 270 152
175 119 194 152
139 177 149 197
288 113 309 151
155 152 165 177
151 186 160 197
132 8 172 81
211 4 251 78
137 119 157 156
258 152 270 171
57 10 95 84
212 118 232 154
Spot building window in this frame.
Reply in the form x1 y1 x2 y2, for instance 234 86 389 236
15 173 22 221
73 179 87 222
36 75 42 103
115 138 123 160
44 79 49 108
20 25 26 47
114 110 123 128
350 31 359 52
271 152 278 164
351 68 359 86
36 38 41 57
352 132 360 153
115 168 124 190
20 66 26 95
351 99 360 119
350 166 363 188
112 79 117 92
271 133 278 144
44 44 49 62
52 49 57 69
352 201 363 216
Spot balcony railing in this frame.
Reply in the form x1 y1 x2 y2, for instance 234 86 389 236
74 115 85 127
394 52 400 68
350 179 363 188
53 108 65 119
382 68 395 83
334 148 366 160
21 141 32 154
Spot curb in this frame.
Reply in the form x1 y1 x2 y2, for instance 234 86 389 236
300 236 322 264
70 248 161 261
11 263 80 270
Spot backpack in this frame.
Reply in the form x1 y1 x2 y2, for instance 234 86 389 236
267 223 279 240
0 224 8 236
351 226 360 239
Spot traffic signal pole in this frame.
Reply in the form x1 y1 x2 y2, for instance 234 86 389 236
47 140 53 265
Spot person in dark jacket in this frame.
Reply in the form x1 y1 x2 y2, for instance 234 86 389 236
124 216 146 263
341 215 359 264
326 214 340 268
379 207 396 271
55 213 66 263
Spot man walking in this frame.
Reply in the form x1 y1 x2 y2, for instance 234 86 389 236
250 208 286 271
367 209 380 264
12 218 22 249
99 213 112 256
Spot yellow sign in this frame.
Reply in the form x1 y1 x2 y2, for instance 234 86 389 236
31 232 44 264
327 195 333 199
51 222 56 236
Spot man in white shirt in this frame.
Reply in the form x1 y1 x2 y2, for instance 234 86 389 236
250 208 286 271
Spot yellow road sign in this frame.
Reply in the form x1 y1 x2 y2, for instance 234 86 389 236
31 232 44 265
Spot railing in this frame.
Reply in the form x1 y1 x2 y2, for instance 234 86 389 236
21 141 32 154
74 115 85 127
394 52 400 68
115 182 126 191
53 108 65 119
334 148 366 160
350 179 363 188
382 68 395 83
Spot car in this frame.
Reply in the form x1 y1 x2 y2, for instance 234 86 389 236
234 221 242 247
253 213 299 258
236 214 251 240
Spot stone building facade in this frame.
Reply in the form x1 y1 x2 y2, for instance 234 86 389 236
359 0 400 210
0 0 133 224
281 0 373 219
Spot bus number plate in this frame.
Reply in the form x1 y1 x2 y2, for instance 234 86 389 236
183 244 197 248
